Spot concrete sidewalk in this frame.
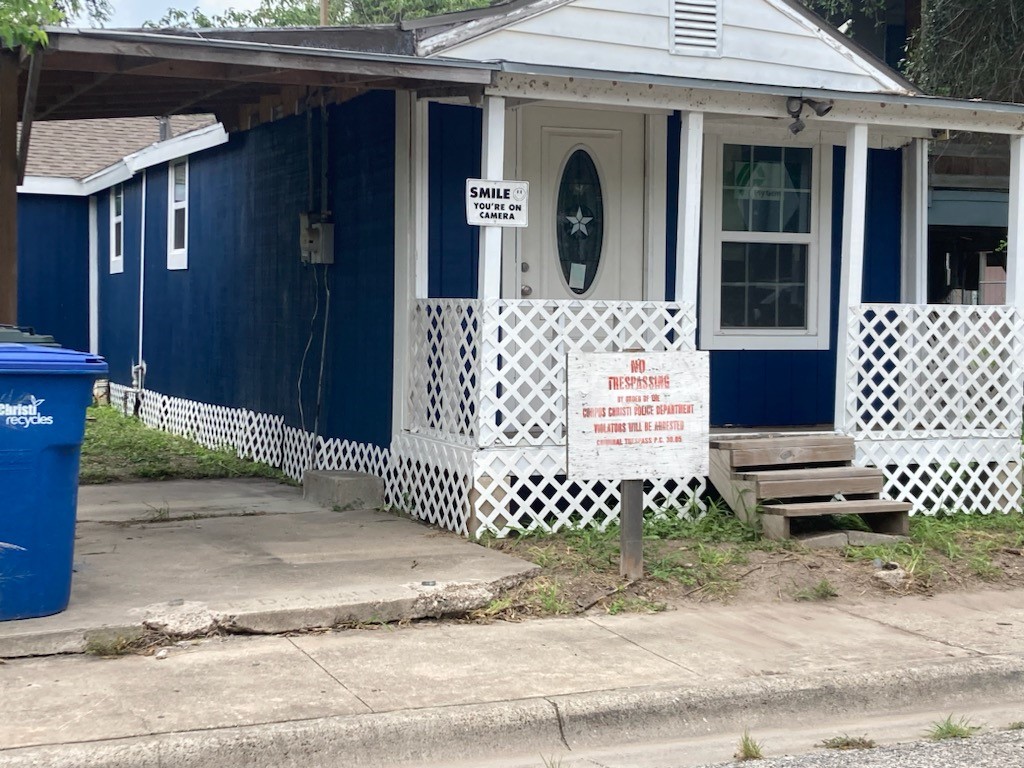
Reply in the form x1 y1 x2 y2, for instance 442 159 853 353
3 588 1024 767
0 479 537 657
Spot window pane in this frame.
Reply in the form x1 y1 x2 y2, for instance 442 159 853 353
173 209 186 250
721 243 746 282
114 222 122 257
718 243 808 330
722 143 812 234
174 164 187 203
720 286 746 328
114 188 123 217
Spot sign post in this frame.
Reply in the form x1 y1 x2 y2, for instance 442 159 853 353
566 351 709 580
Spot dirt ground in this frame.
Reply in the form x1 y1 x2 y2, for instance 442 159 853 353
476 512 1024 620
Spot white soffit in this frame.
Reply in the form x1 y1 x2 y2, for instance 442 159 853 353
423 0 913 96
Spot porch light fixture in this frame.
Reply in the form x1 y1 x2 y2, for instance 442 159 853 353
785 96 834 134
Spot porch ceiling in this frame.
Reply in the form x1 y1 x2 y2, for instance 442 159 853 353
17 28 495 130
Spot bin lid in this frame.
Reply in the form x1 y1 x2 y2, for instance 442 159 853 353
0 344 108 374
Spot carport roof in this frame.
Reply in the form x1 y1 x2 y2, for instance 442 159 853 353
21 27 496 124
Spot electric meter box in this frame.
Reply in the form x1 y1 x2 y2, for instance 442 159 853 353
300 212 334 265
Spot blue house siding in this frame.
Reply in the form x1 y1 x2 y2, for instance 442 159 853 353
708 147 903 427
97 178 143 385
137 91 396 449
16 194 89 351
428 102 481 298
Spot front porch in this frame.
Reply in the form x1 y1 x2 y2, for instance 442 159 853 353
392 297 1024 537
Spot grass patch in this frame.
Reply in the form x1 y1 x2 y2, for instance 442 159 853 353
819 734 876 750
83 630 167 657
604 596 667 615
927 715 980 740
1007 721 1024 730
735 729 764 760
794 578 839 601
81 406 289 484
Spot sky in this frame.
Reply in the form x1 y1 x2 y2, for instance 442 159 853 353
92 0 265 27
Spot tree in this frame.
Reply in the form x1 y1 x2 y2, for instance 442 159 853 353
1 0 110 49
151 0 489 28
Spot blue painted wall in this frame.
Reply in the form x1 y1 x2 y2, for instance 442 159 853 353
97 177 144 385
428 102 481 298
16 194 90 351
96 91 396 449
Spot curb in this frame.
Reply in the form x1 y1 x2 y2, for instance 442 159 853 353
3 653 1023 767
0 570 539 659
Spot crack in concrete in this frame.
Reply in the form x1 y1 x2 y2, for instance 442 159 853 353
832 605 989 656
285 638 375 714
546 698 572 751
586 617 699 675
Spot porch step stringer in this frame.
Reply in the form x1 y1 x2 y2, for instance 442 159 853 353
708 434 911 542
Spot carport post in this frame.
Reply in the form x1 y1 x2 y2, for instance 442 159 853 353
0 51 17 326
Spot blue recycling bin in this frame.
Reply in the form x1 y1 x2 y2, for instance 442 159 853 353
0 344 108 621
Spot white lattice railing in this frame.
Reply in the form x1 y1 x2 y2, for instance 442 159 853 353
843 304 1024 514
407 299 697 448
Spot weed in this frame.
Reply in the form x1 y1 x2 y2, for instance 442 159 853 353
927 715 980 740
604 597 667 615
540 755 564 768
819 734 876 750
477 596 515 617
529 580 571 615
794 578 839 601
735 729 764 760
83 631 164 657
1007 721 1024 731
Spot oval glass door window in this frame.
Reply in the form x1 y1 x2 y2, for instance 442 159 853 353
556 148 604 295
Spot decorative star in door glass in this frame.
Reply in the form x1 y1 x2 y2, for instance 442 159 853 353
565 207 593 237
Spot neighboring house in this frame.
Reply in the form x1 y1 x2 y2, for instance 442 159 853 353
17 116 217 350
15 0 1024 536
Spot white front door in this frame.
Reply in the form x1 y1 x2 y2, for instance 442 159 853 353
512 107 647 301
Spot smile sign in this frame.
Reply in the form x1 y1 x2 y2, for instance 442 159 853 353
466 179 529 228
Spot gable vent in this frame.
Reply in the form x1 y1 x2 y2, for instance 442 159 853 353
672 0 722 56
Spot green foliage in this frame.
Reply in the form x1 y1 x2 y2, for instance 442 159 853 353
927 715 981 740
149 0 489 29
794 578 839 601
906 0 1024 102
1 0 110 50
81 406 289 484
735 729 764 761
801 0 886 30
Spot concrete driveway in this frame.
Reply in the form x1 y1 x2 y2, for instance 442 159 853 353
0 479 537 657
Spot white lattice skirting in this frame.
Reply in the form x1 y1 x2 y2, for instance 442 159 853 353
845 304 1024 515
108 383 390 485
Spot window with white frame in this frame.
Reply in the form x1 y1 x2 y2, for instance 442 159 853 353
109 184 124 275
701 136 831 350
167 159 189 270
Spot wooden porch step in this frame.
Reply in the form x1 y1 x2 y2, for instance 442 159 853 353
759 499 912 540
713 435 855 469
740 466 884 499
760 499 912 517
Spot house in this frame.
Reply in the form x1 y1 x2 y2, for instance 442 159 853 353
11 0 1024 537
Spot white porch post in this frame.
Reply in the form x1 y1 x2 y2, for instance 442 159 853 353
478 95 505 300
1007 136 1024 306
88 195 99 355
834 123 870 433
675 111 704 327
901 138 929 304
392 93 430 435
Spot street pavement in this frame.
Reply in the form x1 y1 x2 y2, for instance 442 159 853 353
2 479 1024 767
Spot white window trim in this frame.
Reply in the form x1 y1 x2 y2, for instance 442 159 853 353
167 159 189 270
109 184 124 275
699 131 833 351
